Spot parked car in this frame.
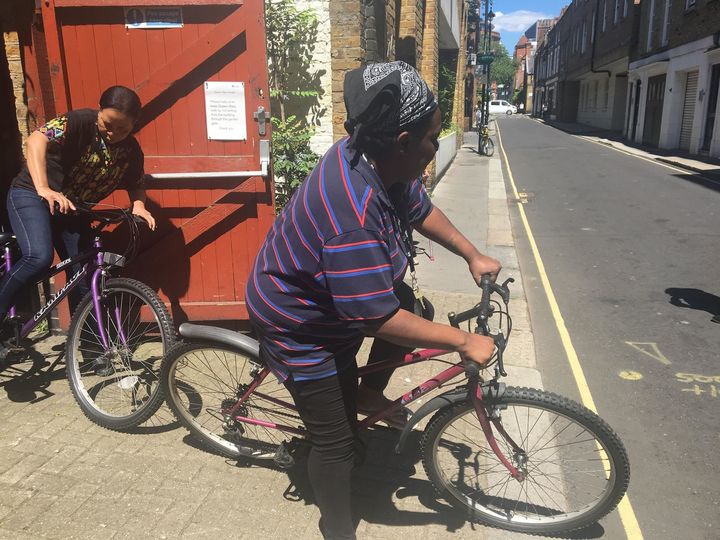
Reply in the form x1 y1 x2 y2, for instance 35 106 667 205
489 100 517 115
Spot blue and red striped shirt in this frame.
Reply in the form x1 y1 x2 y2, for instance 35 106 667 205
246 138 433 381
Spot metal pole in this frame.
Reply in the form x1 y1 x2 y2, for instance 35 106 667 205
478 0 490 153
484 0 492 128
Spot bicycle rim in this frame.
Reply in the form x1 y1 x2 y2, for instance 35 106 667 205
485 138 495 156
163 344 300 460
422 387 629 533
66 278 174 429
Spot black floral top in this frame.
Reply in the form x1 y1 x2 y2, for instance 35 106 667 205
13 109 145 203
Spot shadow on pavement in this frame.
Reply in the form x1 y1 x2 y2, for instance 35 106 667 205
665 287 720 323
211 427 608 538
0 347 64 403
670 172 720 192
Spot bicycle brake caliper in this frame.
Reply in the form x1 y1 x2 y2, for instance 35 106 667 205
480 381 507 419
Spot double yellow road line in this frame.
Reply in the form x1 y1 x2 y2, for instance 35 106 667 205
495 122 643 540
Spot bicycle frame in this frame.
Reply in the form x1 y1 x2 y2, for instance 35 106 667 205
2 235 117 350
223 347 524 479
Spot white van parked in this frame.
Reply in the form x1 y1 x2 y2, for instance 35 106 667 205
488 100 517 115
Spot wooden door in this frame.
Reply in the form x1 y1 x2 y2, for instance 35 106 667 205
41 0 275 323
643 74 666 148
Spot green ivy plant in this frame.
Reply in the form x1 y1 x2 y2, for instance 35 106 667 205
271 116 318 211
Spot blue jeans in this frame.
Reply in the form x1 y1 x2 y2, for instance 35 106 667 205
0 187 91 318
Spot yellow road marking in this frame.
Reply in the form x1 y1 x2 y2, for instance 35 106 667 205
619 370 644 381
625 342 672 365
495 123 644 540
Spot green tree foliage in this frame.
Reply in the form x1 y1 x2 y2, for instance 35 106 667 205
264 0 320 122
476 41 517 102
270 116 318 210
264 0 320 210
489 42 517 91
467 0 481 23
438 63 456 131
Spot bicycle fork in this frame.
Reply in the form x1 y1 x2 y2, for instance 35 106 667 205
471 380 527 482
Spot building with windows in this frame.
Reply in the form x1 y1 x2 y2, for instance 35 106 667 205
532 0 638 130
626 0 720 158
513 19 558 114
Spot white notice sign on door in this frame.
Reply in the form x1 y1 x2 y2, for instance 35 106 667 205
204 82 247 141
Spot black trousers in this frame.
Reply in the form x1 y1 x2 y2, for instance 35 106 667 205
284 282 421 539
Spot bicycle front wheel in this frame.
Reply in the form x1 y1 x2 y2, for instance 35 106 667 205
161 342 299 460
421 387 629 534
66 278 175 430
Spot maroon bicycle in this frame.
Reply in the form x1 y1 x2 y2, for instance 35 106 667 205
160 275 629 535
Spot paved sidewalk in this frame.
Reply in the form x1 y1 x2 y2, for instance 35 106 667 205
534 117 720 182
0 135 543 540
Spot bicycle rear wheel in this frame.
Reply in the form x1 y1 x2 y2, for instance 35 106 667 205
421 387 629 534
483 137 495 157
66 278 175 430
161 342 299 460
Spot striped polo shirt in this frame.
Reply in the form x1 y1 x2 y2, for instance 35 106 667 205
246 138 433 381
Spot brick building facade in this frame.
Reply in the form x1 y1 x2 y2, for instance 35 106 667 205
287 0 468 182
0 0 35 217
533 0 639 130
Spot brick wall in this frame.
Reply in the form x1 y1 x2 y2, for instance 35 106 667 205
397 0 425 67
0 0 33 201
420 0 438 95
330 0 366 141
636 0 720 60
452 0 468 145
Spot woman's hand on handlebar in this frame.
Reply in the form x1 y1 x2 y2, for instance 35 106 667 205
38 187 76 215
457 332 495 367
131 202 156 230
468 253 502 285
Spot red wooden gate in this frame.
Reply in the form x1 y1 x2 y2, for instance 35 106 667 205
37 0 274 323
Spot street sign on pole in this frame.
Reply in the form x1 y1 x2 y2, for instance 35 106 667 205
477 53 495 65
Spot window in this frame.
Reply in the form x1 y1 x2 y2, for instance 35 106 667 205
662 0 672 46
685 0 696 9
582 21 587 53
602 0 607 31
623 0 629 17
647 0 656 51
614 0 620 24
592 11 596 43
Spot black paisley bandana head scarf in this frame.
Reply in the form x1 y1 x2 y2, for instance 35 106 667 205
343 61 438 165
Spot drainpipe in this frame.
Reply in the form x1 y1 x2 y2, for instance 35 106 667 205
591 0 612 77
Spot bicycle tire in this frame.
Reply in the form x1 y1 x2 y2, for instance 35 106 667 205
420 386 629 534
66 277 175 430
161 342 299 460
484 137 495 157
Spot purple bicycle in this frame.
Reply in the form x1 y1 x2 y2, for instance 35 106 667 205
0 202 175 430
160 276 629 534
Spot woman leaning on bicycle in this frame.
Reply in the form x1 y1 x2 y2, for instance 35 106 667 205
246 62 502 540
0 86 156 326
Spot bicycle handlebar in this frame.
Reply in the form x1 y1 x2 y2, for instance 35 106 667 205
448 274 514 378
54 199 147 262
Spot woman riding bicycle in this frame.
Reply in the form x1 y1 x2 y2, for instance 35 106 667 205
0 85 156 327
246 62 501 540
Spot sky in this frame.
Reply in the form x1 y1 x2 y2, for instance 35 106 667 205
489 1 568 51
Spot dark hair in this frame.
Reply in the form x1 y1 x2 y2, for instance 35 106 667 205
346 91 435 163
99 86 142 120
